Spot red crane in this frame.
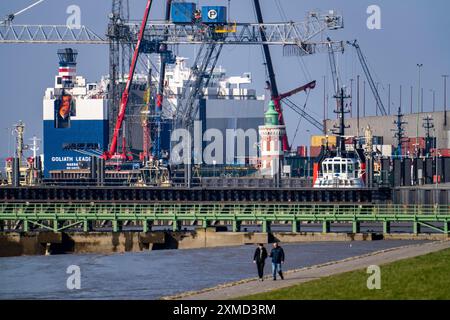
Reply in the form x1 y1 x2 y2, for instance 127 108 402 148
103 0 153 160
266 80 317 150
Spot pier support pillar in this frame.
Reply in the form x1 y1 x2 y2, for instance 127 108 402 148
383 221 391 234
413 221 421 235
262 220 271 233
112 220 123 232
232 220 241 232
23 219 29 232
202 219 209 228
322 221 331 233
53 220 59 232
444 221 449 234
352 221 360 233
292 220 301 233
172 220 181 232
0 220 4 232
83 220 92 232
142 220 153 233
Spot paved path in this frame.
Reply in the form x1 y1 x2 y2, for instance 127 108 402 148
163 240 450 300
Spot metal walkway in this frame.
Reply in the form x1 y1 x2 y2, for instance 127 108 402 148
0 203 449 234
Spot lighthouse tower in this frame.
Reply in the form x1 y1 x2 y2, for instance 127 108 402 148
259 100 286 177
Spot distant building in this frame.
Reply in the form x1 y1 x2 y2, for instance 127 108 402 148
325 112 449 149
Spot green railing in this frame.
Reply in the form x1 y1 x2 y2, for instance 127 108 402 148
0 203 449 234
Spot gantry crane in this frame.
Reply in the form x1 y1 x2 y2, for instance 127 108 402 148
104 0 153 160
253 0 332 151
0 0 345 162
153 0 175 160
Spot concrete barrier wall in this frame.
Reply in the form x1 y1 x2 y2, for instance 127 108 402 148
1 230 446 257
0 229 269 257
272 232 378 242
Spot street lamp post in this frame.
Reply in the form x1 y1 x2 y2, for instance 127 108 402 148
306 129 311 180
434 128 439 192
430 89 435 112
443 75 449 126
416 64 423 156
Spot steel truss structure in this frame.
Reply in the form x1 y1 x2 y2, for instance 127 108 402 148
0 24 105 44
0 203 449 234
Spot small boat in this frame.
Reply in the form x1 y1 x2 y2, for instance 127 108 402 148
313 156 365 188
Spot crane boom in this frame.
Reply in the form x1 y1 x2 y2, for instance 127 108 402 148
154 0 173 159
348 40 387 116
253 0 290 151
278 81 316 100
1 0 45 25
283 98 324 132
327 37 339 96
105 0 153 159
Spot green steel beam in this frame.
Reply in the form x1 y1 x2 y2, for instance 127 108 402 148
0 203 449 234
322 221 331 233
352 221 360 233
383 221 391 234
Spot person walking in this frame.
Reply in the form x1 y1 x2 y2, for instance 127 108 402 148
269 242 285 280
253 243 268 281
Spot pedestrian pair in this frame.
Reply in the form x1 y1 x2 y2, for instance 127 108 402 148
253 242 285 281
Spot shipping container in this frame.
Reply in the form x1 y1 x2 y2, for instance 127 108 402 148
359 136 383 145
381 145 393 157
311 135 337 147
402 137 426 155
171 2 196 24
431 148 450 157
344 137 355 145
345 144 355 151
310 146 322 158
373 136 384 145
297 145 307 157
201 6 227 24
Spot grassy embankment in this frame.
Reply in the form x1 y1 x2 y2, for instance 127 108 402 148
241 248 450 300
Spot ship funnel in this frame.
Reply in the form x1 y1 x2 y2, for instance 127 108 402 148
57 48 78 88
57 48 78 64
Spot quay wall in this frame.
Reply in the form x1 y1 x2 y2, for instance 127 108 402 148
1 229 447 257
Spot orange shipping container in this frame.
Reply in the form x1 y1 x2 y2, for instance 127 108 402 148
311 135 337 147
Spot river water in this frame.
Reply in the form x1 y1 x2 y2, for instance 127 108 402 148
0 240 423 299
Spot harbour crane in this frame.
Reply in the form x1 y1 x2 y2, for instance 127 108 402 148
1 0 45 25
327 37 341 97
348 40 387 116
153 0 175 160
103 0 154 160
253 0 341 151
0 0 345 162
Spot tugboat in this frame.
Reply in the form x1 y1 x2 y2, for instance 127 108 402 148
313 155 365 188
312 88 367 189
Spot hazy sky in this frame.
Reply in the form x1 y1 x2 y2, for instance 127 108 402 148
1 0 449 157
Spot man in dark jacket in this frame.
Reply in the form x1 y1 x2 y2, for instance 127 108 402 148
253 243 268 281
269 242 285 280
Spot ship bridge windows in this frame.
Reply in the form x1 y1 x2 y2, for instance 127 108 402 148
334 163 341 173
348 163 354 173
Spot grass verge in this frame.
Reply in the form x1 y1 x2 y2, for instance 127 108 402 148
240 248 450 300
